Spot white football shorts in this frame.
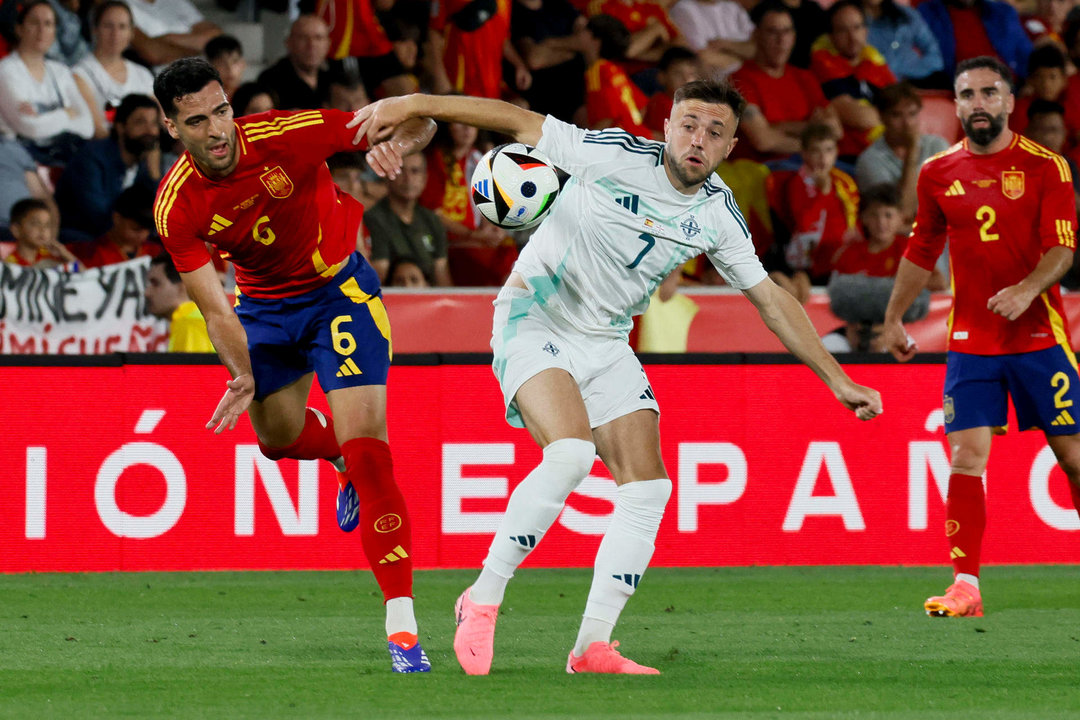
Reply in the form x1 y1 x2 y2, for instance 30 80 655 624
490 285 660 429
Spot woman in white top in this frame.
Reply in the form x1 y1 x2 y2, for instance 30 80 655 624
73 1 155 134
0 0 95 165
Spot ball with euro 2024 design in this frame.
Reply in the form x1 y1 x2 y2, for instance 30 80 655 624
470 143 562 230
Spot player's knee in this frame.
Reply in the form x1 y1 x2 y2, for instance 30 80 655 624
543 437 597 480
258 438 290 461
620 477 672 509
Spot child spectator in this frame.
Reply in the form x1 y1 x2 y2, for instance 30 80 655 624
388 258 430 287
643 46 701 136
205 34 246 99
1011 43 1078 138
766 122 860 303
4 197 77 268
1024 99 1080 215
827 183 943 350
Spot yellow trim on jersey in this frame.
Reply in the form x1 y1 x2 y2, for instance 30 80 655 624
924 141 965 168
331 0 354 60
1017 136 1071 183
154 157 194 237
586 61 602 92
1056 218 1076 249
241 112 325 142
1042 293 1079 372
241 110 322 130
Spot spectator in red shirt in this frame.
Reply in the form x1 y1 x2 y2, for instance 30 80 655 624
4 198 77 268
811 0 897 162
828 183 943 350
583 14 656 137
73 185 162 268
730 2 842 163
765 122 860 303
643 46 700 136
310 0 416 97
420 121 518 284
429 0 532 99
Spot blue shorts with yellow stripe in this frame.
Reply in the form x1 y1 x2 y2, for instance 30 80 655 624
234 253 392 402
943 347 1080 435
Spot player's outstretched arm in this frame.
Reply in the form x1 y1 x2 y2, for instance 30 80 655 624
743 276 883 421
348 94 546 157
180 262 255 434
364 116 437 180
882 257 932 362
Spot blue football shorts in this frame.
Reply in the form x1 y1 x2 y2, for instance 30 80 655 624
943 346 1080 435
234 253 392 401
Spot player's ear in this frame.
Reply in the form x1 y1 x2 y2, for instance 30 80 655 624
724 135 737 160
663 117 670 143
162 116 180 140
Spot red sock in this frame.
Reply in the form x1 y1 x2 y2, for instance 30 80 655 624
341 437 413 602
945 473 985 578
258 408 341 463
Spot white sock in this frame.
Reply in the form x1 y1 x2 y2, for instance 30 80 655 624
385 596 417 638
956 572 980 590
470 438 596 606
574 478 672 656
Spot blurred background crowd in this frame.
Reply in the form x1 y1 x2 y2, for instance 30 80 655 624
2 0 1080 352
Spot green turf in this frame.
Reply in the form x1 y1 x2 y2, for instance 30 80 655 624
1 566 1078 719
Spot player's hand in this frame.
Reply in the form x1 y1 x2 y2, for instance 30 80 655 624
836 382 883 421
882 320 918 362
987 283 1036 321
348 95 413 147
515 65 532 91
206 374 255 434
365 138 406 180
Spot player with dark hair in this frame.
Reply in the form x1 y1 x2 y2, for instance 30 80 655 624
151 57 436 672
351 81 882 674
884 56 1080 617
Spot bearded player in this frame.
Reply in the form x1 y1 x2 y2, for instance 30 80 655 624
883 56 1080 617
152 58 435 672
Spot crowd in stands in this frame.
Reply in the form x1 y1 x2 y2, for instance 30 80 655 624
4 0 1080 352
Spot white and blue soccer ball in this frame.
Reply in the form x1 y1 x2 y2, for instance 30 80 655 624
470 143 562 230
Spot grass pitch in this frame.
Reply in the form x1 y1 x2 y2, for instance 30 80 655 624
2 566 1079 719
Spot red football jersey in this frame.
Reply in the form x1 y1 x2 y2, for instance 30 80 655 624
906 134 1078 354
585 59 652 138
154 109 369 298
833 233 907 277
432 0 512 99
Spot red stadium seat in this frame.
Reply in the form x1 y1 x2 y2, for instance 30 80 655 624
918 89 962 144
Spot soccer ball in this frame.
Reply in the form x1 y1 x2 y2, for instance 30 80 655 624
470 143 562 230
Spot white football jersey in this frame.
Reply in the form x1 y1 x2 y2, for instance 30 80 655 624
519 116 767 339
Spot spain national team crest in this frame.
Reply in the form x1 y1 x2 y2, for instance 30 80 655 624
1002 170 1025 199
260 165 294 199
943 395 955 424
